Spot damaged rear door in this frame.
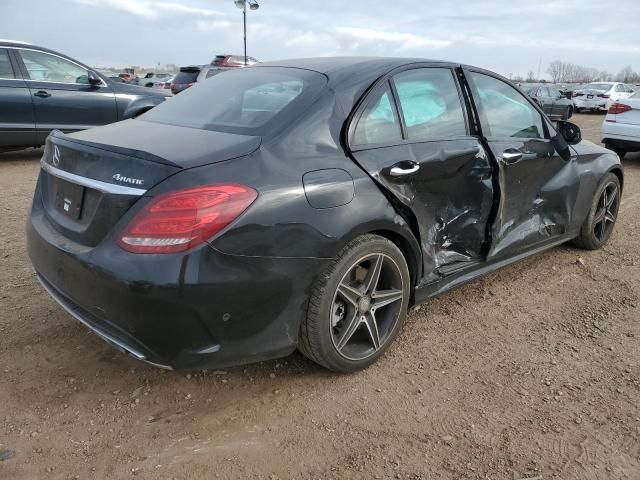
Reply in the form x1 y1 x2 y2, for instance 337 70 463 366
464 70 579 259
348 66 495 283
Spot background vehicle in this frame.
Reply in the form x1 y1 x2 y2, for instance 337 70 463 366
523 84 574 120
141 72 171 88
96 69 125 83
27 58 622 373
170 65 226 94
573 82 635 112
211 54 258 67
153 75 174 90
118 72 140 85
0 40 170 150
602 91 640 159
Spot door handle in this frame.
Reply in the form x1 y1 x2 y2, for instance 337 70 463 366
389 162 420 177
501 149 523 165
34 90 51 98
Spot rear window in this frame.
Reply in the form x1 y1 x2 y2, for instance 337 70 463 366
0 49 15 79
586 83 612 91
174 70 199 84
141 67 327 135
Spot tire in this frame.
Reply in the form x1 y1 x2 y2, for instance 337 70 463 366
567 106 573 119
298 234 410 372
574 107 581 113
572 173 621 250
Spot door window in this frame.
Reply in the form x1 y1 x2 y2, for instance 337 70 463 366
352 85 402 146
470 72 545 139
19 49 89 84
615 84 626 92
537 87 550 97
0 49 16 79
392 68 466 141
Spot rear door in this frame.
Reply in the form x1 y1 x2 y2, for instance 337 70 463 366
535 86 554 117
15 48 117 144
349 66 494 282
548 87 569 119
0 48 36 147
465 70 578 259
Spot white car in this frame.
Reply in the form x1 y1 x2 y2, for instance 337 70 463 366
573 82 635 112
140 72 173 88
601 91 640 159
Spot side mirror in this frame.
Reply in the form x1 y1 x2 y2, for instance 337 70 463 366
88 70 102 86
557 121 581 145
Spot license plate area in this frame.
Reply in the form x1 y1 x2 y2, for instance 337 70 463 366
587 94 594 99
53 178 85 220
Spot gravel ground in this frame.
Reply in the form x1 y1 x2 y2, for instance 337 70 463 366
1 113 638 479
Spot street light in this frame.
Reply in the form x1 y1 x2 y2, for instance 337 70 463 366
233 0 260 66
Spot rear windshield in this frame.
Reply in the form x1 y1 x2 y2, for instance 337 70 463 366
141 67 327 135
585 83 612 91
173 70 199 84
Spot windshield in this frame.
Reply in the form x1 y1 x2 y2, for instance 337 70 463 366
141 67 327 135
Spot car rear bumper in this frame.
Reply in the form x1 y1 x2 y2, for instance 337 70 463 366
601 121 640 151
27 193 328 370
574 98 607 110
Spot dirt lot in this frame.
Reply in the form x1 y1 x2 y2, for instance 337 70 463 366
1 113 638 480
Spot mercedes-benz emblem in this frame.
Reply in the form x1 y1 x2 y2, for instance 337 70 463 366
52 145 61 167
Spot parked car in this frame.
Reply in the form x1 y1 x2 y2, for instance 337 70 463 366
140 72 172 88
523 84 574 120
573 82 635 112
0 41 171 151
118 72 140 85
601 91 640 159
95 69 125 83
170 65 226 94
153 75 174 90
211 54 258 67
27 57 622 373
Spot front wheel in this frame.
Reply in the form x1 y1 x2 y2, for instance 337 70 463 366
298 234 410 372
572 173 621 250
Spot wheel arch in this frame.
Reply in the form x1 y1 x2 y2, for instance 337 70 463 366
609 165 624 191
368 228 420 305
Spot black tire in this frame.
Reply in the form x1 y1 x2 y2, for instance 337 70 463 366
298 234 410 372
574 107 581 113
572 173 621 250
567 106 573 119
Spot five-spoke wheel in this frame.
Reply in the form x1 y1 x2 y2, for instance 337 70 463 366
573 172 621 250
298 235 410 372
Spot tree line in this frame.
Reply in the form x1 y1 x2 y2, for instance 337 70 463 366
513 61 640 84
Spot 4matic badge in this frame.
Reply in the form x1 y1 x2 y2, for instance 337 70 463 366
112 174 144 186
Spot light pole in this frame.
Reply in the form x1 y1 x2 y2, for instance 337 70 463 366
233 0 260 66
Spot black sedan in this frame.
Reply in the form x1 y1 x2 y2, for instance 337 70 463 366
27 57 622 373
0 41 170 151
522 84 574 120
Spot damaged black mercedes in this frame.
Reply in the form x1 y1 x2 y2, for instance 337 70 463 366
27 57 623 372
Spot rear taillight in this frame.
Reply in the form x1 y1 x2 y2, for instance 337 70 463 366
118 184 257 254
608 102 632 114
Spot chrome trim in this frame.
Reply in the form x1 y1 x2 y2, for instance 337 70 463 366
40 159 147 196
35 273 146 360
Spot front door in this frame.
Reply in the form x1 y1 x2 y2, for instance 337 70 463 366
15 48 117 144
465 70 579 260
348 66 494 283
0 48 36 147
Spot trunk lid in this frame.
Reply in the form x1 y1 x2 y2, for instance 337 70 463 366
39 122 261 247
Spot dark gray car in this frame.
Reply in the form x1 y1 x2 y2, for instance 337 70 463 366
523 84 574 121
0 41 170 151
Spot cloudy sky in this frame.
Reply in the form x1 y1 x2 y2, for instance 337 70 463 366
2 0 639 78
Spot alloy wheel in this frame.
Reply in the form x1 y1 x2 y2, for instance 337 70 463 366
593 181 619 242
330 253 405 361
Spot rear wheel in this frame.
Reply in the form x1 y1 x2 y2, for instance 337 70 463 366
298 234 410 372
572 173 620 250
567 105 573 119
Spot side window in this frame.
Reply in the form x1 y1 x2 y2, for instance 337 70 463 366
537 87 549 97
0 49 16 79
392 68 467 141
19 49 89 84
352 85 402 146
470 72 545 139
615 84 624 92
